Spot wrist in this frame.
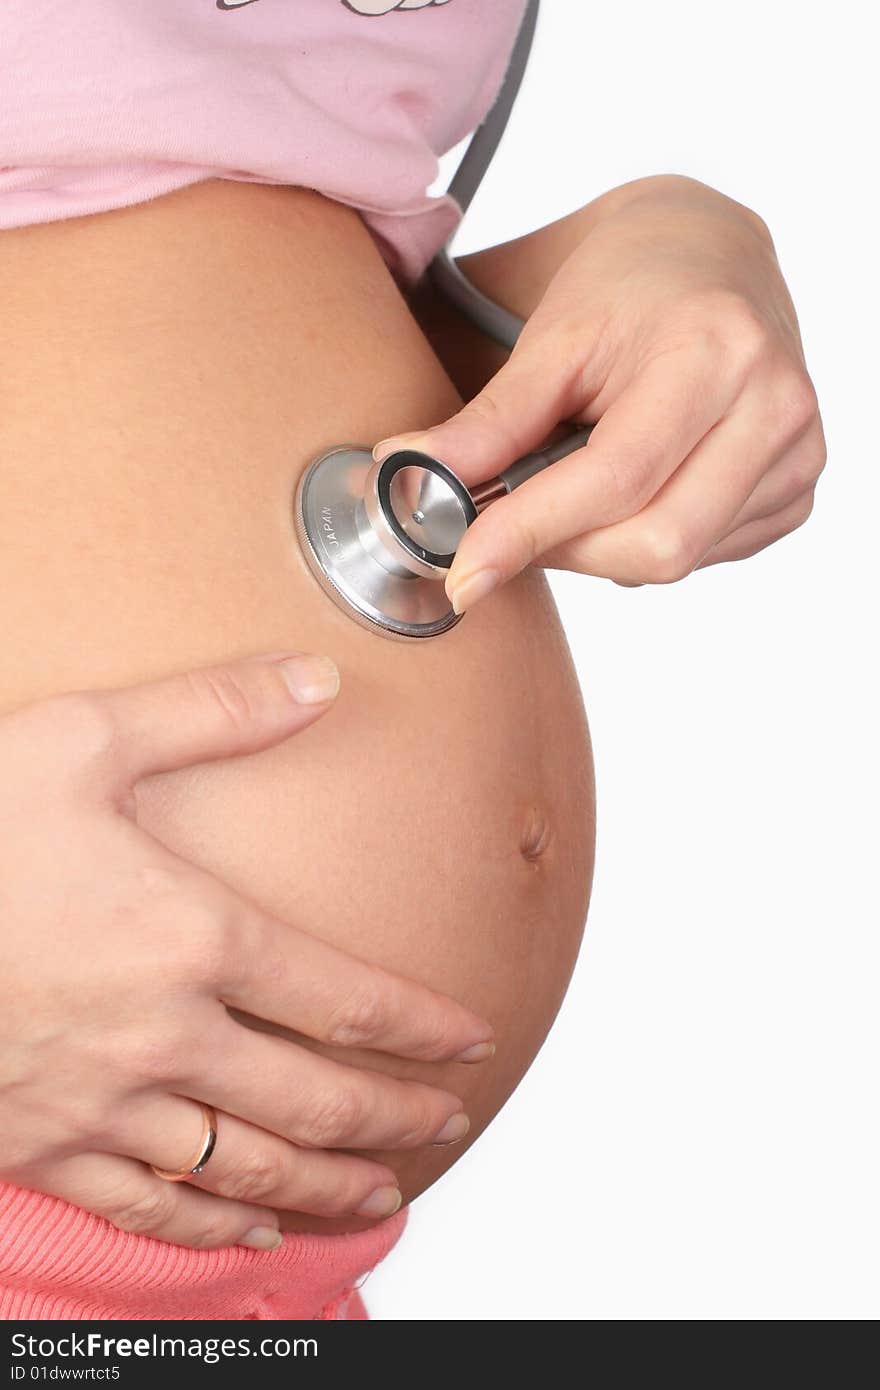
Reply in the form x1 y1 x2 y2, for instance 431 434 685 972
590 173 774 249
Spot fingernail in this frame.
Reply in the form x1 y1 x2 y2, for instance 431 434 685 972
432 1112 470 1147
278 655 340 704
354 1185 403 1219
239 1226 284 1251
454 1040 496 1064
447 569 500 615
373 434 427 463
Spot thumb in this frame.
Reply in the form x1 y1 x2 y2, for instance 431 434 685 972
372 324 577 487
98 651 340 786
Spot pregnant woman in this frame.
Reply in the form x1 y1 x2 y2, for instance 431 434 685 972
0 0 822 1320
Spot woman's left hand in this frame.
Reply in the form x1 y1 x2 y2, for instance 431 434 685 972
375 175 826 612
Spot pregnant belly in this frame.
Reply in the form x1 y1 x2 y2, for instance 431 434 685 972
0 180 595 1232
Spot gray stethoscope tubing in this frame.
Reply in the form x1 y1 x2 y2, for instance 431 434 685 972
294 0 591 639
427 0 540 352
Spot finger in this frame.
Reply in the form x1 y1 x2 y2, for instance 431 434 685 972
540 383 811 585
697 490 815 568
444 351 733 611
195 1014 470 1152
121 1094 402 1221
39 1151 283 1251
711 417 826 536
372 318 582 486
210 876 494 1064
90 652 341 792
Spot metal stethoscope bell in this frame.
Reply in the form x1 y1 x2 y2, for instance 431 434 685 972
293 427 591 640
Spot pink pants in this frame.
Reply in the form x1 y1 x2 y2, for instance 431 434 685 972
0 1182 406 1320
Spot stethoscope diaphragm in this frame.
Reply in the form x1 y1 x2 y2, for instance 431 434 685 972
293 428 591 640
294 445 467 640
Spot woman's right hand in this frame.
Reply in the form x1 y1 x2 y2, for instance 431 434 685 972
0 652 494 1250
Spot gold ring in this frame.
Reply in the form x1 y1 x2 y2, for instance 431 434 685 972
151 1103 219 1182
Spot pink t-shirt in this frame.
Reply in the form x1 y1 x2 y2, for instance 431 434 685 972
0 0 528 285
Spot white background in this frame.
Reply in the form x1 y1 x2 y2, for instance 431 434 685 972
369 0 877 1319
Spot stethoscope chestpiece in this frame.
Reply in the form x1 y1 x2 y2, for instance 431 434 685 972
294 445 471 640
295 427 593 640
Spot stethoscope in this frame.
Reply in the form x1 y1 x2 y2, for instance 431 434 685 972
294 0 590 639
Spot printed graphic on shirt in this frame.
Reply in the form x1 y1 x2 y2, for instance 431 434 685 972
216 0 453 11
341 1 451 12
218 1 452 11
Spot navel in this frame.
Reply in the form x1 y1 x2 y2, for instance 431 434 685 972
519 807 553 863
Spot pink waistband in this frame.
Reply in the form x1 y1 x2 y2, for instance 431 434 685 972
0 1183 406 1321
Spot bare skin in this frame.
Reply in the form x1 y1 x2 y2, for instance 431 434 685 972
0 179 595 1236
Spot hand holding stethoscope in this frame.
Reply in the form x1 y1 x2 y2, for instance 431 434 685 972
373 173 826 615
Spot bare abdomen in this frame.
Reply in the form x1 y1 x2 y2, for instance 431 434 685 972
0 180 595 1229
